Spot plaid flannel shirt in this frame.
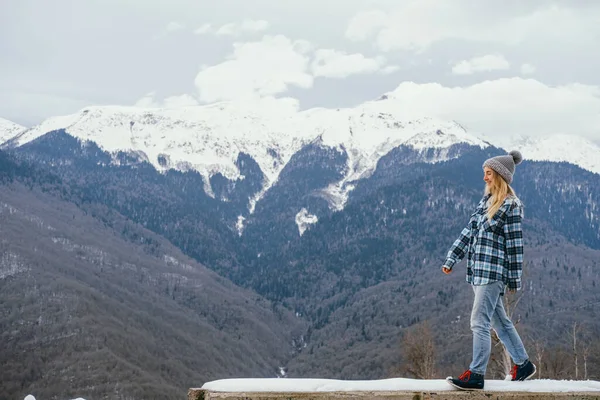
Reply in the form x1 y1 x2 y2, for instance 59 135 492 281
444 194 524 290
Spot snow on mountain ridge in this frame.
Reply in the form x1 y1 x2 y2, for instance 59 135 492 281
510 134 600 175
309 106 488 210
9 99 489 211
0 118 27 144
11 103 314 196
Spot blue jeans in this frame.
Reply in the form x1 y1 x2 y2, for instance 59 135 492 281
469 281 529 375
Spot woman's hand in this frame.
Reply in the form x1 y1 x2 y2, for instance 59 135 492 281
442 266 452 274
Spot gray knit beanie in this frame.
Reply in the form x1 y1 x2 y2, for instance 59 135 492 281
482 150 523 184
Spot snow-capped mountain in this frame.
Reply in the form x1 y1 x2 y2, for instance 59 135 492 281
512 134 600 175
6 102 310 196
304 107 488 209
5 98 488 207
6 92 599 215
0 118 26 144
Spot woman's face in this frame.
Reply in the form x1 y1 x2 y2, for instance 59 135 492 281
483 167 495 187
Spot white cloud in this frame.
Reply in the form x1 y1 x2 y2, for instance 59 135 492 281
193 36 399 102
346 1 487 52
193 19 269 36
346 2 600 52
381 65 400 74
215 23 238 36
520 63 536 75
194 24 212 35
165 21 185 32
134 92 159 108
134 92 199 108
163 94 199 108
240 19 270 33
384 78 600 141
194 35 313 103
345 10 387 41
215 19 270 36
452 54 510 75
311 49 389 78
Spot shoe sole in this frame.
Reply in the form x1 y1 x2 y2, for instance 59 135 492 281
446 378 483 391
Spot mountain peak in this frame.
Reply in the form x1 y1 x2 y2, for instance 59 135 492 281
0 118 26 145
11 101 490 204
488 133 600 175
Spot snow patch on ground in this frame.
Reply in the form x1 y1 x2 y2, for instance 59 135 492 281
201 377 600 393
295 208 318 236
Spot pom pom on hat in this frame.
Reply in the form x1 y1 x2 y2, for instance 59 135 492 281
510 150 523 166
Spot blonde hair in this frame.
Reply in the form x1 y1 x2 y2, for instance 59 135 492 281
485 169 515 220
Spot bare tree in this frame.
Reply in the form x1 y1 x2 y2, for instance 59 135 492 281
531 338 546 379
567 322 582 379
582 344 590 380
400 321 437 379
545 347 571 379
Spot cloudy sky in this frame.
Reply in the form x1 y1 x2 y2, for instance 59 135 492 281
1 0 600 142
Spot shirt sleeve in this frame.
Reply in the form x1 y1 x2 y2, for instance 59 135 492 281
504 204 524 290
444 224 471 269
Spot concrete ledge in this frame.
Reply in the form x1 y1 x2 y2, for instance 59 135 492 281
189 390 600 400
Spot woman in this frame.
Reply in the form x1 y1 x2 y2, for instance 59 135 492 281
443 150 536 390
